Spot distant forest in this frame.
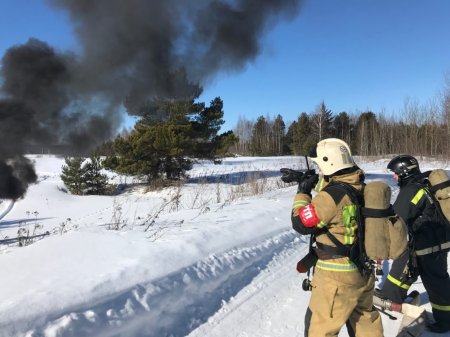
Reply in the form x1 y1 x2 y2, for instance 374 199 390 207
96 79 450 176
81 83 450 184
231 97 450 159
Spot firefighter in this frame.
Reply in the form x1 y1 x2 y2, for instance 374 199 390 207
380 155 450 333
290 138 383 337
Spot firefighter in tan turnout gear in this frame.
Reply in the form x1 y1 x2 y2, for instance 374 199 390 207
289 138 383 337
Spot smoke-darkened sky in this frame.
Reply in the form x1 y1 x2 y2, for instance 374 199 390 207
2 0 450 198
0 0 302 198
2 0 450 132
1 0 301 150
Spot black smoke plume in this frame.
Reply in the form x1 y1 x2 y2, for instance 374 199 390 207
0 158 37 200
0 0 301 199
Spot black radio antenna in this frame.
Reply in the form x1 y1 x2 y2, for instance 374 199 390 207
305 155 310 171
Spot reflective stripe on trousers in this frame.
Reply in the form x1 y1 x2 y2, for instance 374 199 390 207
316 259 358 272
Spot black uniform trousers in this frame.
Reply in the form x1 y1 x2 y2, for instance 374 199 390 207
380 249 413 303
418 250 450 324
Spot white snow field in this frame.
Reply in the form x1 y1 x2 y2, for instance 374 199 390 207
0 155 449 337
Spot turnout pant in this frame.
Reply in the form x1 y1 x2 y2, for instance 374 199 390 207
304 268 383 337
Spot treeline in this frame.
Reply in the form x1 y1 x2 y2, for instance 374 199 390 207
83 81 450 190
63 93 449 194
231 99 450 158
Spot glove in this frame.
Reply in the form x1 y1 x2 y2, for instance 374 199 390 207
297 173 319 195
280 168 304 183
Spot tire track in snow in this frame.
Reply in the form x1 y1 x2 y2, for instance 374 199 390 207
187 236 310 337
25 230 303 337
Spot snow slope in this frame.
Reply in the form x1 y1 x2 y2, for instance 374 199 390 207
0 155 449 337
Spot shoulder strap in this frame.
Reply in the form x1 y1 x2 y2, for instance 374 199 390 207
323 182 364 206
429 179 450 193
322 183 348 205
321 182 364 249
361 206 395 218
327 182 363 206
322 182 374 276
422 180 450 227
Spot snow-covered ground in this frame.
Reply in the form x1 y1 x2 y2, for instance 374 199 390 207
0 155 449 337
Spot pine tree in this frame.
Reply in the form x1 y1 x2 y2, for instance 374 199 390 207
190 97 226 159
273 114 285 156
311 101 334 141
355 111 379 156
250 116 269 155
61 156 109 195
84 155 109 195
284 121 296 155
104 96 231 182
290 113 316 155
333 111 352 145
213 131 239 158
60 157 87 195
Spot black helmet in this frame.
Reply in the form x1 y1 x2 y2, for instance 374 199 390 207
387 155 420 180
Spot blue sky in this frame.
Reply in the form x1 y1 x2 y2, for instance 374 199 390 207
1 0 450 132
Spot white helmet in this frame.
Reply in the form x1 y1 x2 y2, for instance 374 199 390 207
309 138 355 176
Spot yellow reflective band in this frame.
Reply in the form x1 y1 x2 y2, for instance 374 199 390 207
411 189 425 205
293 200 309 208
431 303 450 311
314 177 325 192
342 205 357 245
292 203 309 213
316 259 358 272
317 220 327 229
387 274 410 290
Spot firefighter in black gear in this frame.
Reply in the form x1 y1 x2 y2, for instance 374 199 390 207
380 155 450 333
